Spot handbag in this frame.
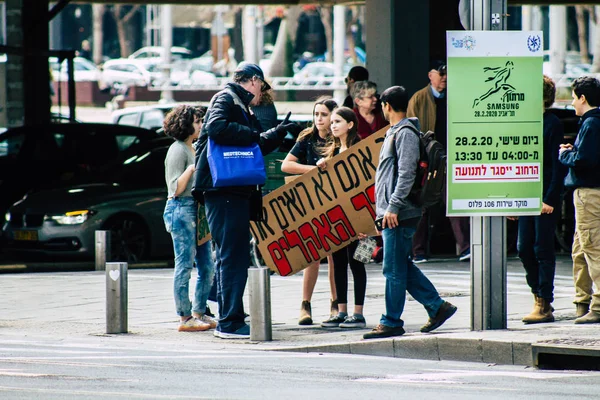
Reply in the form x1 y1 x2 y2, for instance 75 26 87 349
353 237 377 264
207 139 266 187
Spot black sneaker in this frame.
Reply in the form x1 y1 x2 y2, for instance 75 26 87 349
420 301 457 333
205 305 215 318
339 315 366 328
363 324 405 339
321 314 346 327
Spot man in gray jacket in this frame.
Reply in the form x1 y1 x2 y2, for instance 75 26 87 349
364 86 457 339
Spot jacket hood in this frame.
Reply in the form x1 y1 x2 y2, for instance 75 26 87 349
225 82 255 108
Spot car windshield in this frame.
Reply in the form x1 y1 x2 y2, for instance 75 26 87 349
101 145 168 188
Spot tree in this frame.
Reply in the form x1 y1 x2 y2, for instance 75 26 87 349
319 6 333 62
575 5 590 64
112 5 141 57
92 5 105 65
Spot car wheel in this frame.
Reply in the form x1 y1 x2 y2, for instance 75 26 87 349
105 216 149 264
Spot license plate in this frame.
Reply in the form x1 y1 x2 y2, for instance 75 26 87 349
13 230 38 241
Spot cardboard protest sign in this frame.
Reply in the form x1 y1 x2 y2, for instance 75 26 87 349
250 127 387 276
197 203 212 246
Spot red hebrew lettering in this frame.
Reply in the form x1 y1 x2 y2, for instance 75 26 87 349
327 205 356 241
267 241 293 276
312 214 342 251
298 223 322 261
351 192 376 219
366 184 375 203
283 229 312 263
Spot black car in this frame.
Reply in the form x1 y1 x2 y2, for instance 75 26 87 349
2 137 174 262
0 123 161 231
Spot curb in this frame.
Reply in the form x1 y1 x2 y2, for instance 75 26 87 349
268 336 534 366
0 261 172 274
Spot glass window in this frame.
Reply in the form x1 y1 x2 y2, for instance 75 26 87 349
0 133 25 158
116 135 141 151
140 110 166 130
116 113 139 126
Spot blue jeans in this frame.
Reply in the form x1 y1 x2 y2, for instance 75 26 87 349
163 197 215 317
517 213 557 302
204 192 250 334
380 224 444 327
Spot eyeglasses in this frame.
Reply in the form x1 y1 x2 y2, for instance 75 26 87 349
360 94 377 100
253 76 268 92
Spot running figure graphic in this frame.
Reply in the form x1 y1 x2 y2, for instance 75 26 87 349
473 61 516 108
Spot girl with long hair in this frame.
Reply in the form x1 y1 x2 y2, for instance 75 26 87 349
316 107 368 329
281 96 339 325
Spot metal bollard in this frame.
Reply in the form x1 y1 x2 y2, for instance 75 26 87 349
106 262 128 334
248 267 272 341
95 230 111 271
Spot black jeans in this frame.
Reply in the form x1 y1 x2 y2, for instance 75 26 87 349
204 191 250 333
517 212 558 302
333 241 367 306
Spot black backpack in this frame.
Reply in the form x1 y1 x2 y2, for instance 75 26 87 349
405 127 446 208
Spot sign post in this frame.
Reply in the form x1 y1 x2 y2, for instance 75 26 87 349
447 30 544 329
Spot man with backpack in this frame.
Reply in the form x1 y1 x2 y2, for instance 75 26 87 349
363 86 457 339
407 61 470 263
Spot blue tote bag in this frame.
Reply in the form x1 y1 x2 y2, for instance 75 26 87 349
207 139 266 187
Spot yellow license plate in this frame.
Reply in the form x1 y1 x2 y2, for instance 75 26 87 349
14 230 38 241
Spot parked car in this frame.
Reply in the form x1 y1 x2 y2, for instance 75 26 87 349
2 137 175 262
129 46 193 64
291 62 351 85
0 123 161 230
112 103 205 132
49 56 101 82
100 58 154 87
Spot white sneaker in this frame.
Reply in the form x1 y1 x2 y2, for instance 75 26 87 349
196 314 217 329
178 317 210 332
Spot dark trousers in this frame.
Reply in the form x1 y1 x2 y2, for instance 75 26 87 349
333 241 367 306
412 205 470 256
517 213 557 302
204 191 250 333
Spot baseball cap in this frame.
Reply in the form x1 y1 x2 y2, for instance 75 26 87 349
234 62 271 91
430 60 447 75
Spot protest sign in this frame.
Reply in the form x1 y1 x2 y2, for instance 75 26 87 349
250 128 386 276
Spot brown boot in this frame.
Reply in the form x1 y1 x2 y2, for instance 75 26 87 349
330 299 339 317
575 302 590 318
574 310 600 324
522 296 554 324
298 300 313 325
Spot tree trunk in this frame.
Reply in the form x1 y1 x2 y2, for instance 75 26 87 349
575 5 590 64
286 6 302 45
593 6 600 72
319 7 333 62
92 5 105 65
113 5 141 57
268 18 289 77
346 7 358 64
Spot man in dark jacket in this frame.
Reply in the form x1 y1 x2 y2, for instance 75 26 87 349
517 75 567 325
193 63 301 339
559 76 600 324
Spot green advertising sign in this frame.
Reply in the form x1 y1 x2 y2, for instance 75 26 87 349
446 31 543 216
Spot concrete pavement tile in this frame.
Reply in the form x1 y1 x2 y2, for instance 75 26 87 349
482 339 514 365
438 337 483 362
393 336 439 361
350 339 394 357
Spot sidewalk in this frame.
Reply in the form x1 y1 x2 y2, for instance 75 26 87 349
1 254 599 370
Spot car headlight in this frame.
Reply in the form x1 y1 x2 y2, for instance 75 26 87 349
48 210 93 225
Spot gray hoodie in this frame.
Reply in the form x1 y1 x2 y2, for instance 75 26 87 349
375 117 422 221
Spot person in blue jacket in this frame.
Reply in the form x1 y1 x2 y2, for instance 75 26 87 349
559 76 600 324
